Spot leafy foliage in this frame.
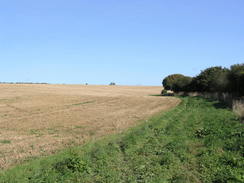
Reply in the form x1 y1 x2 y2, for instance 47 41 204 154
172 75 192 92
163 63 244 96
228 64 244 96
162 74 192 92
192 66 229 92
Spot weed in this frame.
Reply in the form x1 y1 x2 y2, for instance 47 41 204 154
71 101 95 106
0 140 11 144
29 129 43 137
74 125 86 129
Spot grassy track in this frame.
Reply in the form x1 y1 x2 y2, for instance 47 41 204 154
0 97 243 183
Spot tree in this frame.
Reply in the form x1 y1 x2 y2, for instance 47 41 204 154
163 74 184 90
162 74 192 92
172 76 192 92
228 64 244 96
191 67 229 92
109 82 116 86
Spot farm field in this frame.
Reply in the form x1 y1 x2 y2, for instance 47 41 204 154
0 84 180 169
1 97 243 183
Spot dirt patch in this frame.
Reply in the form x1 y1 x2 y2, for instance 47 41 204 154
0 84 180 169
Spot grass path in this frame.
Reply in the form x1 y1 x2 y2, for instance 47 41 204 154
0 97 243 183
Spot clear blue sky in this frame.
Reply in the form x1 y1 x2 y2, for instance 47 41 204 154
0 0 243 85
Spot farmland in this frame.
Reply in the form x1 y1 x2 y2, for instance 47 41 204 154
1 97 243 183
0 84 180 169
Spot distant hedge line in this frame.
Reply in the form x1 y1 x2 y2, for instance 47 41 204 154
0 82 48 84
162 64 244 96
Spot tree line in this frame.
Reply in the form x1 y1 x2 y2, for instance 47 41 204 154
0 82 48 84
162 64 244 96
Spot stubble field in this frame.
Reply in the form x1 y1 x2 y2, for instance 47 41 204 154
0 84 180 169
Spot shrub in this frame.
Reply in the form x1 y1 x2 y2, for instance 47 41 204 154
162 74 183 90
228 64 244 96
162 74 192 92
172 76 192 92
53 151 87 175
109 82 116 86
191 66 229 92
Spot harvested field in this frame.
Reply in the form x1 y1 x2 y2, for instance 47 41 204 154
0 84 180 169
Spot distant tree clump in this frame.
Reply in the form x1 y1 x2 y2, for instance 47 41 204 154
109 82 116 86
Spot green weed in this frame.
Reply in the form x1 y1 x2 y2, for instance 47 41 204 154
0 140 11 144
71 101 95 106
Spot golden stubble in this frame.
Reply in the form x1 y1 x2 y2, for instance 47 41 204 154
0 84 180 169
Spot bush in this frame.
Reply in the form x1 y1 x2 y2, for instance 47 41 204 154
162 64 244 96
190 66 229 92
162 74 183 90
162 74 192 92
109 82 116 86
228 64 244 96
172 76 192 92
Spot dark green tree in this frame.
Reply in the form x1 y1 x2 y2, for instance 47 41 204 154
162 74 192 92
109 82 116 86
192 67 229 92
228 64 244 96
163 74 184 90
172 76 192 92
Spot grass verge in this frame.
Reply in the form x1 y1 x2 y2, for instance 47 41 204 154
0 97 243 183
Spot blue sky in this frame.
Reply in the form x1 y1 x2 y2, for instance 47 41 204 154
0 0 243 85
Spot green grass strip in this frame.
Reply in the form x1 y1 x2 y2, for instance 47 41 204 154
0 97 243 183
